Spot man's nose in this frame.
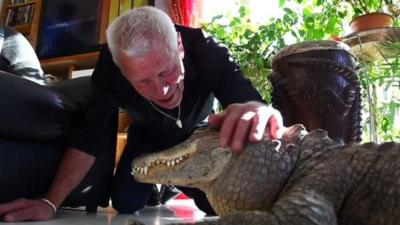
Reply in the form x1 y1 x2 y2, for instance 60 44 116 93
154 78 169 96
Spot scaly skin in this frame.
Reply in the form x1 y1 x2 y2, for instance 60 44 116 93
131 125 400 225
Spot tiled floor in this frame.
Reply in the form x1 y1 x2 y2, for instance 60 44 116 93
0 199 218 225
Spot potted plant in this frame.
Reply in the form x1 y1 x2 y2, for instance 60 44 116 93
347 0 399 32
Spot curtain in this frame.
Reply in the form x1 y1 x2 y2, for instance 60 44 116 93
167 0 203 27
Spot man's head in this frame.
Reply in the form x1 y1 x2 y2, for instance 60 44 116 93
106 6 184 109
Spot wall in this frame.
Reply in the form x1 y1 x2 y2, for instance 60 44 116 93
154 0 170 16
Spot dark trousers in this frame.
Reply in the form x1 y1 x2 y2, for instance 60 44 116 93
111 126 216 215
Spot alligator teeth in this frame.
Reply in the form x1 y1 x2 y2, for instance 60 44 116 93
133 154 191 175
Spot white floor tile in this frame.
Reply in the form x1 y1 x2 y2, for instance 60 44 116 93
0 199 218 225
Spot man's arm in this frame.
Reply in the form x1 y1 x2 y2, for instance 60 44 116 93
0 147 95 222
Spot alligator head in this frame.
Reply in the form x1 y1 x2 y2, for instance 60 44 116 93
132 124 307 215
132 126 231 187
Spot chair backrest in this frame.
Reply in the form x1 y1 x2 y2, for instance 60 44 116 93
0 71 83 141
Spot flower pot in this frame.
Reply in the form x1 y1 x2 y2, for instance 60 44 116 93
350 12 394 33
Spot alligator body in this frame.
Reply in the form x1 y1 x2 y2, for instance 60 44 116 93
131 125 400 225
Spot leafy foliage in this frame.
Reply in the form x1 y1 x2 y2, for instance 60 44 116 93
358 45 400 142
346 0 400 18
202 0 400 142
202 0 348 101
202 7 293 101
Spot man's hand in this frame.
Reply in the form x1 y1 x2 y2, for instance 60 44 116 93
0 147 95 222
208 101 283 153
0 198 55 222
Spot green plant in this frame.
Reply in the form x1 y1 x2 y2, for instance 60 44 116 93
202 1 347 101
297 1 349 40
346 0 400 18
202 6 297 101
202 2 400 142
358 42 400 142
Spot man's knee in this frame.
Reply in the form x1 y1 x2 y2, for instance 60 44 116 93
111 180 155 213
178 186 216 216
111 193 147 213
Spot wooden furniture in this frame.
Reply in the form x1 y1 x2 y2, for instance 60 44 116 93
0 0 110 79
342 27 400 61
0 0 42 48
116 111 132 166
341 27 400 143
40 51 100 79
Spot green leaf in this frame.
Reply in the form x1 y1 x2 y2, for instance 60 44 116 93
283 7 294 14
211 14 224 21
304 16 316 29
291 30 299 38
354 8 363 16
230 17 241 26
303 7 313 16
381 117 390 132
326 17 338 33
239 6 249 18
299 29 306 37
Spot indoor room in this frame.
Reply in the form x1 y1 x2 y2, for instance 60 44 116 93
0 0 399 224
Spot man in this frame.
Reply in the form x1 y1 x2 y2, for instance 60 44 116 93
0 6 283 221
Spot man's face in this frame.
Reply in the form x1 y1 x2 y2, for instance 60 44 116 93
117 46 185 109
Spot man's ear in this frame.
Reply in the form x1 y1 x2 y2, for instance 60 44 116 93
177 32 184 58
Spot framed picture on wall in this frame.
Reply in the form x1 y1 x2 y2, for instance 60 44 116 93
36 0 104 59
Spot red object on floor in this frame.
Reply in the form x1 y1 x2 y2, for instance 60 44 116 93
175 192 190 199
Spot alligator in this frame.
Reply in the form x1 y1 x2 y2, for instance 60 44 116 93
131 124 400 225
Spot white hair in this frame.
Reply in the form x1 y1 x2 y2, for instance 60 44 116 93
106 6 178 65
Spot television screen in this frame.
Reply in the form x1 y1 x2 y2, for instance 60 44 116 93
36 0 103 59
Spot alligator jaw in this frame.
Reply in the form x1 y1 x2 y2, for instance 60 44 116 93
131 128 232 187
131 141 197 177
